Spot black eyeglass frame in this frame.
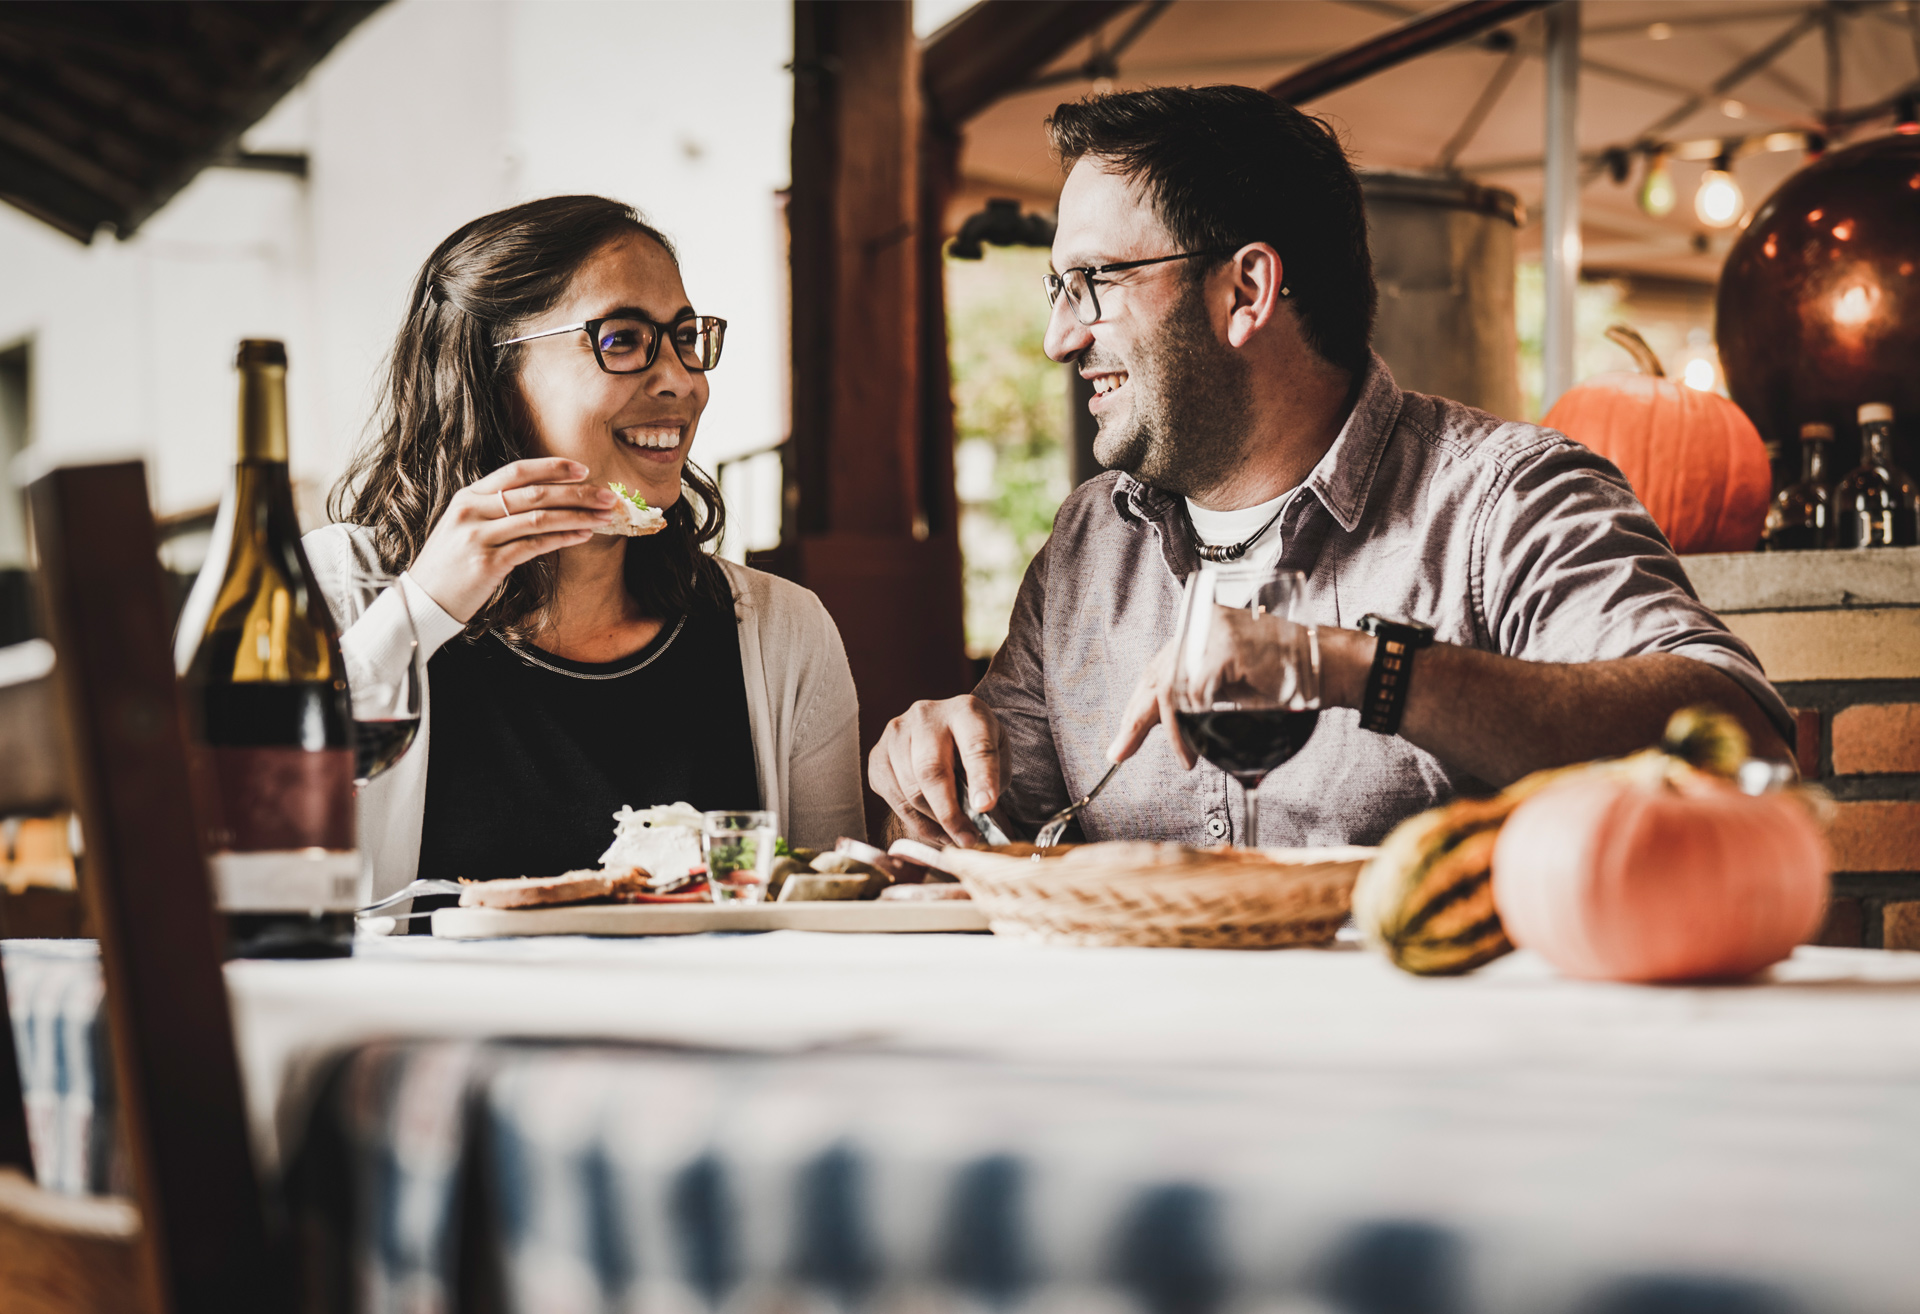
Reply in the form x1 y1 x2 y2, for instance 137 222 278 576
1043 248 1235 325
493 313 728 374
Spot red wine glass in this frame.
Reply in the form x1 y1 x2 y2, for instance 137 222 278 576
342 571 423 788
1169 564 1319 849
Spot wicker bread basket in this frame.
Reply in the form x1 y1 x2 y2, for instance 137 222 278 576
926 841 1376 949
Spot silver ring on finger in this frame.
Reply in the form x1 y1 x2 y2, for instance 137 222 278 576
498 489 512 519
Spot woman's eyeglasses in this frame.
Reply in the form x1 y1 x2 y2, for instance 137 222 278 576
495 314 727 374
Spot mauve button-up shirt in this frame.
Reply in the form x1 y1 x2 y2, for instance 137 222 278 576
974 355 1792 848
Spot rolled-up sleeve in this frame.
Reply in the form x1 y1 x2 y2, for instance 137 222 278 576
1475 438 1793 739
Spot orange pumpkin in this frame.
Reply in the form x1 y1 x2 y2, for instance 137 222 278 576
1490 769 1829 983
1542 325 1772 555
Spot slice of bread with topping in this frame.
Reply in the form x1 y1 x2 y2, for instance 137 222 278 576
592 483 669 537
458 866 648 909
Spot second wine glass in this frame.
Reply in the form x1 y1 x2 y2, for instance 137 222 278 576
1170 563 1320 850
342 570 424 789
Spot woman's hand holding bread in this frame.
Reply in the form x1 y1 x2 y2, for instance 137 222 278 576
407 457 618 622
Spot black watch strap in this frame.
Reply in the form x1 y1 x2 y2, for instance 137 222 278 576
1356 614 1434 736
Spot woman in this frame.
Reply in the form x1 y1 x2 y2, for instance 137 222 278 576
307 195 863 907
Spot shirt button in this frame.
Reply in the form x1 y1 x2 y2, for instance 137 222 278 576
1205 816 1229 840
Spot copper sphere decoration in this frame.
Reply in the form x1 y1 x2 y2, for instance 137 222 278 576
1716 132 1920 472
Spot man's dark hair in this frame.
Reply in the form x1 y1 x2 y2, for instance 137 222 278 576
1047 85 1375 377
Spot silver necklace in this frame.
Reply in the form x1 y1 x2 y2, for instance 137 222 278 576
1193 502 1287 563
496 615 688 681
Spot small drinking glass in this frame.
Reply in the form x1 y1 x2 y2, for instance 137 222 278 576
342 570 424 788
702 811 777 903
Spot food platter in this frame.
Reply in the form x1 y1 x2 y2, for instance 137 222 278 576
431 899 989 939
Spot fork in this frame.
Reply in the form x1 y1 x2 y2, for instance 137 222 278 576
1034 760 1122 850
355 878 464 917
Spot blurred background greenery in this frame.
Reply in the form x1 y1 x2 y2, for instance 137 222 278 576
946 245 1069 659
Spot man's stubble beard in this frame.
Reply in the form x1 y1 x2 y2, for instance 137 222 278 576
1090 278 1255 500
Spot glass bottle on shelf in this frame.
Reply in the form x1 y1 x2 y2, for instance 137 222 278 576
1763 423 1836 551
1835 403 1919 549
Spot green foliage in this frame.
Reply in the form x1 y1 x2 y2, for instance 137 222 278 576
1515 261 1626 420
946 247 1070 657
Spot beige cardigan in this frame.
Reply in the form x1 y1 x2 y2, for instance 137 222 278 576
303 524 866 903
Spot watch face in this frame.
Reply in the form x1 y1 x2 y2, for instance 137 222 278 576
1362 614 1434 643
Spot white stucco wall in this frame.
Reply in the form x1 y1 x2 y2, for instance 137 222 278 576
0 0 795 563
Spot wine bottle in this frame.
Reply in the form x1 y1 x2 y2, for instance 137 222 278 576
1762 422 1836 551
1835 403 1919 549
174 340 357 958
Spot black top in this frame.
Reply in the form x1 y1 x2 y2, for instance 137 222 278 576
416 610 758 885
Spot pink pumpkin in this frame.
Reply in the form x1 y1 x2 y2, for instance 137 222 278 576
1491 773 1829 983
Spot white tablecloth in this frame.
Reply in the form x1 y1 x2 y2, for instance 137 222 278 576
13 934 1920 1312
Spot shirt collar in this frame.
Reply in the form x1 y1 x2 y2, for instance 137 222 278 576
1302 352 1402 533
1110 351 1403 535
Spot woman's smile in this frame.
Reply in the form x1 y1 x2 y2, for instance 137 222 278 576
618 423 683 452
515 230 710 505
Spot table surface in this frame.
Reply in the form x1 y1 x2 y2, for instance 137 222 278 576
234 932 1920 1104
14 933 1920 1312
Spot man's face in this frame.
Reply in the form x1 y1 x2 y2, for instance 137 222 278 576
1045 158 1251 498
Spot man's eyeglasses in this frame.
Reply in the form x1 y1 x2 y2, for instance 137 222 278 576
1042 249 1232 326
495 314 728 374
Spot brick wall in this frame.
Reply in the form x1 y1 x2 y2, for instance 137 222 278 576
1776 681 1920 949
1687 549 1920 952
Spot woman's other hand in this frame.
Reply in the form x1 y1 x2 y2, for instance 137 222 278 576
406 458 617 623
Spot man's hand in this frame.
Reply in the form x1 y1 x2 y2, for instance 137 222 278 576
869 696 1010 847
1107 642 1194 769
1108 615 1311 769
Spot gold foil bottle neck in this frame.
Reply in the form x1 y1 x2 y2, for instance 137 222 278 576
236 338 289 462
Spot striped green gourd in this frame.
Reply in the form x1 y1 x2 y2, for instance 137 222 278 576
1354 707 1753 977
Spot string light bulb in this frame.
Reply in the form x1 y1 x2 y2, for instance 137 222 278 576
1694 150 1744 228
1638 150 1676 217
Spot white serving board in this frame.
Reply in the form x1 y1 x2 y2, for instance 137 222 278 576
431 899 988 939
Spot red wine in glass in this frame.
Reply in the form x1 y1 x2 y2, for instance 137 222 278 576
1174 707 1320 781
353 716 420 784
344 571 424 790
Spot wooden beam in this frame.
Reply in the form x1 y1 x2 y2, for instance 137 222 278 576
0 137 122 241
790 2 970 836
1267 0 1546 104
118 2 386 236
922 0 1134 129
791 0 921 538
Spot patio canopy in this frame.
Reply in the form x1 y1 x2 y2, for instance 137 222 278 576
0 0 382 242
953 0 1920 283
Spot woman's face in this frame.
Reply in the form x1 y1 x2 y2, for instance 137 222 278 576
512 231 710 510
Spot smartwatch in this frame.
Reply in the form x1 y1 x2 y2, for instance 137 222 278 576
1356 614 1435 735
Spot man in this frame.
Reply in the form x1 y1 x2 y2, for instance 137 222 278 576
873 85 1791 849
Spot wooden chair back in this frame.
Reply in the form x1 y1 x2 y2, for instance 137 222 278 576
0 462 278 1313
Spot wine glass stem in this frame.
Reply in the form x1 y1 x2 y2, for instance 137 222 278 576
1243 778 1261 849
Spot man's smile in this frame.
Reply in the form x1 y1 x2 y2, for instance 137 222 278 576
1085 369 1130 413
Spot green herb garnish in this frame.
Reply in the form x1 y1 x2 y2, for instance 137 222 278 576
609 482 650 511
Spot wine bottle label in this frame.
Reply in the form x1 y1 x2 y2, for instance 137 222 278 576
198 745 355 852
209 850 360 912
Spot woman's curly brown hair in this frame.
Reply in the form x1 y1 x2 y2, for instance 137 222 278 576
329 194 732 640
